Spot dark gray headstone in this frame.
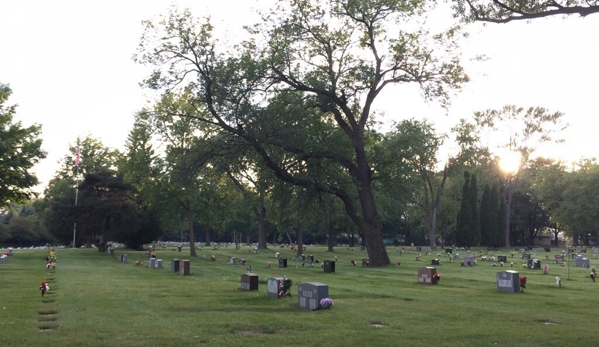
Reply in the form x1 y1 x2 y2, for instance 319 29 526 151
156 259 162 268
531 259 541 269
323 260 335 273
453 254 460 261
498 255 507 263
120 254 124 261
425 246 431 252
496 270 520 293
8 248 13 255
171 259 180 272
521 253 531 259
362 258 369 266
241 273 258 291
267 277 284 299
445 248 452 254
149 258 156 268
278 258 287 268
298 282 329 310
431 259 440 265
180 259 190 276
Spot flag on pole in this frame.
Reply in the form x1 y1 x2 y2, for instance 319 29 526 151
74 146 81 167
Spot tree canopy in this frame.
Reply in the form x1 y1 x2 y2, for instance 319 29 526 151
0 83 46 207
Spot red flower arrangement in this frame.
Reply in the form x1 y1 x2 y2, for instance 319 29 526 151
433 272 441 284
519 276 527 292
350 259 356 266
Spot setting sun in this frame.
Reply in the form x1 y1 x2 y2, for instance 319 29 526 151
499 151 521 174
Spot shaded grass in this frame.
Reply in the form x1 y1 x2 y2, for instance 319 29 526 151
0 246 597 346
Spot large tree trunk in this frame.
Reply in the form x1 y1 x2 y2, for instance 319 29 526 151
355 146 390 266
328 221 335 252
205 228 211 247
255 195 268 249
296 222 304 258
187 208 197 257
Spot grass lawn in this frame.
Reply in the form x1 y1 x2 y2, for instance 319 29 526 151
0 245 597 347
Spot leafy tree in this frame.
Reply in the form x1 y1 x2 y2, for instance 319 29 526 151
470 105 567 247
453 0 599 23
0 83 46 207
135 2 468 265
385 119 451 247
456 172 479 247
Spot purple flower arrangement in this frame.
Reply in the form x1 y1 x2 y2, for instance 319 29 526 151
320 297 334 309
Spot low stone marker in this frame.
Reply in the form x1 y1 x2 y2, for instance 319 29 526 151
108 248 114 256
521 253 531 259
149 258 156 268
463 255 475 266
0 255 6 264
298 282 329 310
236 244 241 250
302 245 306 251
308 255 315 263
445 248 452 254
241 273 259 291
180 259 190 276
253 247 258 254
230 257 236 265
156 259 162 268
267 277 284 299
171 259 180 273
275 252 280 258
431 259 440 265
453 254 460 261
323 260 335 273
530 259 541 269
496 270 520 293
122 254 128 263
418 267 437 285
120 254 124 262
279 258 288 268
8 247 13 255
576 258 590 268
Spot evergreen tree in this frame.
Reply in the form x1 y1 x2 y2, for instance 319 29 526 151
480 184 491 246
498 192 507 247
470 174 480 245
488 184 502 247
456 172 472 247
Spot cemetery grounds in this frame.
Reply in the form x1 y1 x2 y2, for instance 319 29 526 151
1 246 597 347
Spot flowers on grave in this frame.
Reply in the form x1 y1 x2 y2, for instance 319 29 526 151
556 276 562 287
135 261 141 266
211 255 216 261
492 263 497 267
397 261 401 265
334 256 338 261
268 261 272 268
278 276 292 297
499 261 504 267
350 259 356 266
590 268 596 282
519 276 527 292
432 272 441 284
416 254 421 260
510 262 514 267
39 282 49 297
319 297 334 309
543 265 548 274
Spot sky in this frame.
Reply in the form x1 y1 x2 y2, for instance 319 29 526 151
1 0 598 194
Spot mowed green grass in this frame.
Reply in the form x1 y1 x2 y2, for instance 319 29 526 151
1 245 597 347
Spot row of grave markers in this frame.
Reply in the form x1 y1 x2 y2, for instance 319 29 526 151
240 273 329 310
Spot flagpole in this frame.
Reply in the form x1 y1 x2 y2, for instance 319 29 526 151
72 141 81 248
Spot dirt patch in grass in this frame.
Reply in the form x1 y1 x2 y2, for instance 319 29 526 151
39 324 58 331
403 298 415 301
236 329 263 336
38 316 58 322
38 310 58 315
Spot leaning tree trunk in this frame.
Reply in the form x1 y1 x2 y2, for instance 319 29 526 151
296 223 304 258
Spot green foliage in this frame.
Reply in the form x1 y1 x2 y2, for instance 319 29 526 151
452 0 599 23
0 83 46 207
456 172 480 247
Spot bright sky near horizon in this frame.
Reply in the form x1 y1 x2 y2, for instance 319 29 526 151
1 1 598 194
